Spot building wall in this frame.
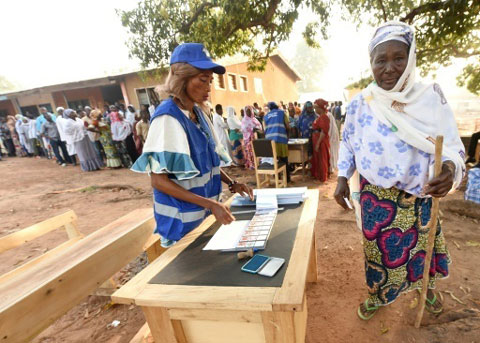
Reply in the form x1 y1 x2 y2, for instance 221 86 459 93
63 87 104 109
16 92 55 108
211 58 298 114
123 72 166 109
0 99 16 116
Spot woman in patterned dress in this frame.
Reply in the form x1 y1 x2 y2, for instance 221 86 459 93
334 22 465 320
88 109 122 168
241 106 262 170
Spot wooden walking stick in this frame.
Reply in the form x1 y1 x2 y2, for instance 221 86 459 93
414 135 443 328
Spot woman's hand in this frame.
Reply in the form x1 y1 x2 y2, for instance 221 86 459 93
208 201 235 225
231 183 254 200
424 162 455 198
334 177 351 210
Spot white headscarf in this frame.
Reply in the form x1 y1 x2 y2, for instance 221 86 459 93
226 106 241 130
362 21 465 189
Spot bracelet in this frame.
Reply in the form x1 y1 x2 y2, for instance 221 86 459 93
228 180 238 192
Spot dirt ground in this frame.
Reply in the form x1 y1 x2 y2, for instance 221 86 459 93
1 157 479 343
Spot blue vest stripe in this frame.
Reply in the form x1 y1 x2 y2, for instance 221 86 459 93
264 109 288 144
171 166 220 190
154 201 207 223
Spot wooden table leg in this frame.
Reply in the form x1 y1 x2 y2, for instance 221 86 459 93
307 238 318 283
142 306 187 343
261 311 296 343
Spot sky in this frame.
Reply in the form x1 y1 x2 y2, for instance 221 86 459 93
0 0 474 101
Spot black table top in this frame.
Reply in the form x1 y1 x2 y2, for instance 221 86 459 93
149 203 304 287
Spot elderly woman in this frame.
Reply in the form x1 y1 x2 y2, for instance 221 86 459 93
334 22 465 320
131 43 253 248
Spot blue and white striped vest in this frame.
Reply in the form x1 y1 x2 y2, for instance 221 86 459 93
150 99 221 241
264 109 288 144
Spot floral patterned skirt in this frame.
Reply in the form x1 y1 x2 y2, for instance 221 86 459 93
360 176 450 306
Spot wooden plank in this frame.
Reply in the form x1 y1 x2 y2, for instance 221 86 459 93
0 208 155 343
261 311 296 343
144 234 166 263
129 322 150 343
142 306 185 343
135 285 276 312
273 189 319 311
64 218 82 239
0 210 77 254
0 236 82 284
112 196 236 306
306 237 318 283
168 308 262 323
181 319 266 343
294 295 308 343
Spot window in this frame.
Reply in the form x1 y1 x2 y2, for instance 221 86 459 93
67 99 90 110
214 74 226 90
38 103 53 113
227 73 238 91
254 78 263 94
239 76 248 92
20 105 39 116
135 87 160 106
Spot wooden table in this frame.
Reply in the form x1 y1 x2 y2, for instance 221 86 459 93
113 190 319 343
288 139 309 181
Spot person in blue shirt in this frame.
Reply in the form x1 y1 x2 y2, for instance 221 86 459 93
132 43 253 248
264 101 291 182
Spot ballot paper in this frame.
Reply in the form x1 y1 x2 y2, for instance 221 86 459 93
203 220 250 250
256 192 278 211
203 209 278 251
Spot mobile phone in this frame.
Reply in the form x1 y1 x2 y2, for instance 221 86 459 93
241 254 270 274
258 257 285 277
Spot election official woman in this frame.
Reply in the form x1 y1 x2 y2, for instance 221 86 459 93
132 43 253 248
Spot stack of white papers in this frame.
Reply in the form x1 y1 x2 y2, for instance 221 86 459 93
256 193 278 211
254 187 307 205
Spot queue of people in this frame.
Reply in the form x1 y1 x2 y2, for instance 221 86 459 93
0 103 151 170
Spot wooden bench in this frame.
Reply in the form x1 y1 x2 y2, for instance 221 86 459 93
0 210 83 283
0 208 163 343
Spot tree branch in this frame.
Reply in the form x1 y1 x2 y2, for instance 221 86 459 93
377 0 388 21
179 1 217 34
400 0 449 24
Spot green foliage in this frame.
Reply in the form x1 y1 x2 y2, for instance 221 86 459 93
339 0 480 94
346 76 374 90
118 0 329 71
119 0 480 93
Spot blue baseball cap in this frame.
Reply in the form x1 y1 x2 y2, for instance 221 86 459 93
170 43 226 74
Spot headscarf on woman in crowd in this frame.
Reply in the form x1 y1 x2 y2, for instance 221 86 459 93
311 99 331 182
226 106 245 166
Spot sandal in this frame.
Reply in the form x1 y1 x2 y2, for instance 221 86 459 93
357 299 379 320
417 289 443 314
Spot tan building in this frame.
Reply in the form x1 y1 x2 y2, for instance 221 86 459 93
0 54 300 118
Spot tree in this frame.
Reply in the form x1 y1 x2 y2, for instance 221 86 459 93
289 40 326 93
119 0 480 93
118 0 329 71
339 0 480 94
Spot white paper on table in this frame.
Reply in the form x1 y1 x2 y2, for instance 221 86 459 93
202 220 250 250
256 193 278 211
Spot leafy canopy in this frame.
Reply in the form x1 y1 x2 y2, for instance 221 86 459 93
119 0 480 94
